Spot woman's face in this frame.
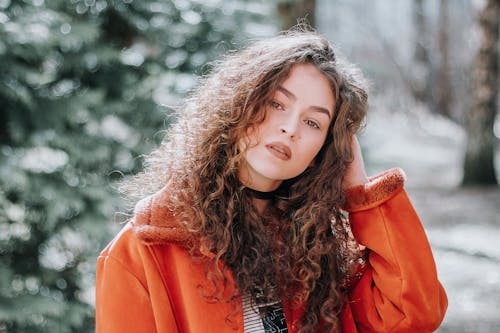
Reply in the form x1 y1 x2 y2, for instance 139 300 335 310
238 63 335 191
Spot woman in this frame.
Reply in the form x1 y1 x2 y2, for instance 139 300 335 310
96 29 447 332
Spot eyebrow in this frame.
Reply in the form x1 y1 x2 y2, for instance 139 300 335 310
277 86 332 119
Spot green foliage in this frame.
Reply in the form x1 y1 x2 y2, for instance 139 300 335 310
0 0 275 331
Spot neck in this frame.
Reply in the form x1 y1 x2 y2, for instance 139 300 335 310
252 197 270 214
246 187 277 200
244 187 278 215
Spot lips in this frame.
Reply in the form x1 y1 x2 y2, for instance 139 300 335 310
265 142 292 160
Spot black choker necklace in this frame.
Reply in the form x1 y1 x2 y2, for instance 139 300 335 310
246 187 277 200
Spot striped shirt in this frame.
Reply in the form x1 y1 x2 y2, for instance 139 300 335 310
242 294 289 333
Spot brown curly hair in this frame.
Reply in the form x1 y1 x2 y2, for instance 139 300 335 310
131 28 368 332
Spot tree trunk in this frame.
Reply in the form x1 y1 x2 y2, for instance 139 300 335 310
462 0 499 186
410 0 434 109
276 0 316 30
437 0 452 118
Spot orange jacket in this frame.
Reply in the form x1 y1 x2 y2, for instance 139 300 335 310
95 168 447 332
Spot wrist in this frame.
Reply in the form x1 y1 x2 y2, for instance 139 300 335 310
343 168 406 212
343 172 368 189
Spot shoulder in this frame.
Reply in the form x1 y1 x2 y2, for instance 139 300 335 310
99 186 203 269
98 222 147 275
97 187 195 277
99 186 195 259
130 186 195 247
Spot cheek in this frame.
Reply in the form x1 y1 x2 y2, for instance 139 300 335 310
238 127 260 152
247 124 265 144
306 135 328 164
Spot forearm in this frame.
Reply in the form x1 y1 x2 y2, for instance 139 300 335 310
344 168 447 332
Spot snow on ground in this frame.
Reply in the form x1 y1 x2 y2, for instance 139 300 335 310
362 105 500 333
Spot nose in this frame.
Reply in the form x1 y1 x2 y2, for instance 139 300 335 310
279 114 300 139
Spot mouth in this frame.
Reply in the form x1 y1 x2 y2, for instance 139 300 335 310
266 142 292 160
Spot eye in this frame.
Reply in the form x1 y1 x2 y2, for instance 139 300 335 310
269 100 285 111
304 119 320 129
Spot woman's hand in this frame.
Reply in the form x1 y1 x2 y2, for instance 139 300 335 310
342 136 368 189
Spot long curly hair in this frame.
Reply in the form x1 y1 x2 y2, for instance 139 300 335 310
131 29 368 332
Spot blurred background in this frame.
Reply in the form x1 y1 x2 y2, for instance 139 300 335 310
0 0 498 332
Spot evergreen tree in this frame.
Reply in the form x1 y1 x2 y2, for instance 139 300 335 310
0 1 275 332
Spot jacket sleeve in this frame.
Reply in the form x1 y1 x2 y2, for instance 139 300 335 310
344 168 447 333
95 225 177 333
